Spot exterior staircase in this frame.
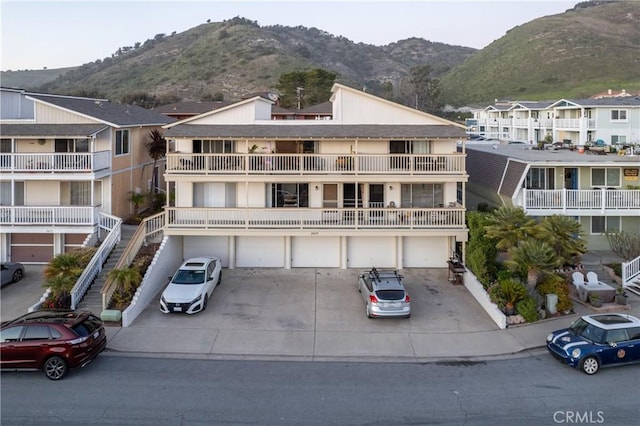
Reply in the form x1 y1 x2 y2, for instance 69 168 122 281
77 225 137 315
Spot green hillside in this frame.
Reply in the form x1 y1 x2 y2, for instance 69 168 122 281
439 1 640 106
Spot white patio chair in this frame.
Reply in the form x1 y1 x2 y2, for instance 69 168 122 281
572 271 585 288
586 271 600 285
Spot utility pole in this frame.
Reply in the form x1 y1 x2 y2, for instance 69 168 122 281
296 87 304 110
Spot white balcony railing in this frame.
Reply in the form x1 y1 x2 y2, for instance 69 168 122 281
0 151 111 173
523 189 640 213
166 207 466 230
166 153 465 175
0 206 98 226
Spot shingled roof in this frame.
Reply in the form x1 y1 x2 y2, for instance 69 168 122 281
0 123 108 137
28 94 175 127
164 124 466 139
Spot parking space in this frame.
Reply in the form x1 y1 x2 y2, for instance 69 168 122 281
131 267 498 334
1 265 47 323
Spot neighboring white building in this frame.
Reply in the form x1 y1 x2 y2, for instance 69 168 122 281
162 83 469 269
0 87 173 263
465 143 640 251
469 97 640 147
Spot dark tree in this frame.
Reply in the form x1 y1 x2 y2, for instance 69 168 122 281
145 129 167 193
400 64 444 115
275 68 337 109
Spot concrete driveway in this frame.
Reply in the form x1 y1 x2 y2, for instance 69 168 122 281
133 268 497 333
108 268 502 359
1 264 47 322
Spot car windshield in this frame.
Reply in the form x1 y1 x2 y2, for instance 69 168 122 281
569 318 606 344
375 290 405 301
172 270 205 285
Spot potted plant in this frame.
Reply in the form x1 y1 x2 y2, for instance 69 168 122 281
589 293 603 308
615 286 629 305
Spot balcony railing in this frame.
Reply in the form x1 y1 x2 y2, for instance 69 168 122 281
0 151 111 173
165 207 466 230
166 153 465 175
0 206 98 226
523 189 640 213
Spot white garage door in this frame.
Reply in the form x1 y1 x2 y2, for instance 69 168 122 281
184 236 230 267
292 236 340 267
347 236 395 268
236 236 285 267
403 236 447 268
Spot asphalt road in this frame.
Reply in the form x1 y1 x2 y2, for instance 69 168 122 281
2 353 639 426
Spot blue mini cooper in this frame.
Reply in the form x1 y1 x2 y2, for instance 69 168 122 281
547 313 640 375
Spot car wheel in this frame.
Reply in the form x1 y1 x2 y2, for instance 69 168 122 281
202 294 209 311
12 269 23 282
366 306 372 319
217 271 222 286
44 356 68 380
581 356 600 375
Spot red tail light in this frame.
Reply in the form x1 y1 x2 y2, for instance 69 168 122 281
369 295 378 304
405 295 410 303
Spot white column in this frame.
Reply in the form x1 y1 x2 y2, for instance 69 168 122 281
284 236 291 269
228 236 236 269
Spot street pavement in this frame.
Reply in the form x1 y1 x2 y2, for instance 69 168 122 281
2 251 638 363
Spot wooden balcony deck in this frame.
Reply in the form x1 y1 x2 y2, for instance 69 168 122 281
0 206 98 226
0 151 111 173
165 153 465 175
165 207 466 230
523 189 640 215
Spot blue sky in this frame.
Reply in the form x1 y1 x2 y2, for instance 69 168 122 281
1 0 578 71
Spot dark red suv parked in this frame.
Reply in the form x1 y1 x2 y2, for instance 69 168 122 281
0 310 107 380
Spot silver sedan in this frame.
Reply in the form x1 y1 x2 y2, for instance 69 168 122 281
1 262 25 287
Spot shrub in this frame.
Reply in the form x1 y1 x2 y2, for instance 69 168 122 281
489 278 527 312
537 274 573 313
516 297 539 322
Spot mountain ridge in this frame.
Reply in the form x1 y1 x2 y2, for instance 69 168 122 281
2 2 638 107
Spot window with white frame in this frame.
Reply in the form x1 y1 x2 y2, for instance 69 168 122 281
591 168 620 187
400 184 444 208
70 182 91 206
193 139 235 153
525 168 555 190
0 181 24 205
115 130 130 155
610 110 627 121
591 216 620 234
611 135 627 145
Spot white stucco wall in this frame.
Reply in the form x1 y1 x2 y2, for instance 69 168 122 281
122 235 183 327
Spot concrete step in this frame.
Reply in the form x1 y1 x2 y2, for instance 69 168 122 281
76 227 138 312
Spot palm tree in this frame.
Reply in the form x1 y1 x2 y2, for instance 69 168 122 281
537 215 587 266
505 239 560 289
44 253 84 282
107 267 142 310
484 205 536 251
129 191 146 217
145 129 166 193
108 267 141 296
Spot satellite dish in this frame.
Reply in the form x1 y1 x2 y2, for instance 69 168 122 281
267 93 279 102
